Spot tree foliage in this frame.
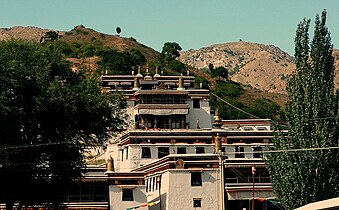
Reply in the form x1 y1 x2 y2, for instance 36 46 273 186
161 42 182 65
210 81 248 119
210 66 228 80
116 26 122 35
0 40 126 208
266 10 339 209
96 47 146 75
40 31 59 43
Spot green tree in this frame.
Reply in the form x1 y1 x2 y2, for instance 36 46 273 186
211 66 228 80
208 63 214 72
0 40 126 209
40 31 59 43
266 10 339 209
116 26 122 35
129 48 147 66
161 42 182 64
194 75 210 89
96 47 146 75
247 98 281 120
168 59 186 73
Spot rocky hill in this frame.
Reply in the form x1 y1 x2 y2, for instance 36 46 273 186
179 41 339 94
0 25 160 61
0 26 61 41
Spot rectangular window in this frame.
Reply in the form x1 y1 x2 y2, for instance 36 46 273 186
196 147 205 154
234 146 245 158
122 189 133 201
125 147 129 160
141 147 151 158
193 199 202 207
152 177 156 191
253 146 263 158
221 147 225 153
193 99 200 108
150 177 153 192
158 147 169 158
191 172 202 186
177 147 187 154
155 176 159 190
147 178 151 192
145 180 148 193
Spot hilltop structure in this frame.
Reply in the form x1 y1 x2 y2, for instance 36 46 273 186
63 67 286 210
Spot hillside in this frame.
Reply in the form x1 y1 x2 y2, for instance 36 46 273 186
0 25 289 114
180 41 339 95
0 25 160 61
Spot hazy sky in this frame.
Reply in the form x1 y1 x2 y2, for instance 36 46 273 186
1 0 338 55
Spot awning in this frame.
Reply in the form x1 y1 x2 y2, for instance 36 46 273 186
138 108 188 115
120 82 132 85
108 82 119 86
164 82 176 86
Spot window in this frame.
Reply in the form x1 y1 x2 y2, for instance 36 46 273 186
253 146 263 158
158 147 169 158
141 147 151 158
150 177 153 192
122 189 133 201
177 147 187 154
196 147 205 154
65 182 108 202
147 178 151 192
193 199 202 207
234 146 245 158
193 99 200 108
191 172 202 186
152 177 156 191
221 147 225 153
125 147 129 160
155 176 159 190
145 180 148 192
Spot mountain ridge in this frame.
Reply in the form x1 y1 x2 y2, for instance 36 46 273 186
179 41 339 94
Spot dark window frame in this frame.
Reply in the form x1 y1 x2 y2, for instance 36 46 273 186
193 99 200 108
193 199 202 207
177 147 187 154
141 147 151 158
191 172 202 186
158 147 170 158
196 147 205 154
234 146 245 158
122 189 134 201
253 146 263 158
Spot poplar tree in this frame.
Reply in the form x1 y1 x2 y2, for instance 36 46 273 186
266 10 339 209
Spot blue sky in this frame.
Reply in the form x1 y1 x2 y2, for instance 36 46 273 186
1 0 338 55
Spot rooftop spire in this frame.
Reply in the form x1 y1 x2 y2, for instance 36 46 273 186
136 66 143 78
105 156 114 174
177 74 185 90
154 66 160 78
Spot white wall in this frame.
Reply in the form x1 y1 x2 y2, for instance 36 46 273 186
187 99 212 129
109 185 147 210
163 169 219 210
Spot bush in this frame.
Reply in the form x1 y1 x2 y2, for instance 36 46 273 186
168 60 185 72
194 76 209 89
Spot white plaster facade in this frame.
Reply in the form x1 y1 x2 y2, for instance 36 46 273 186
109 185 146 210
163 169 219 210
95 73 285 210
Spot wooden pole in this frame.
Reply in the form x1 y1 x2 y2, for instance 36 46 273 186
252 165 256 210
157 176 162 210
